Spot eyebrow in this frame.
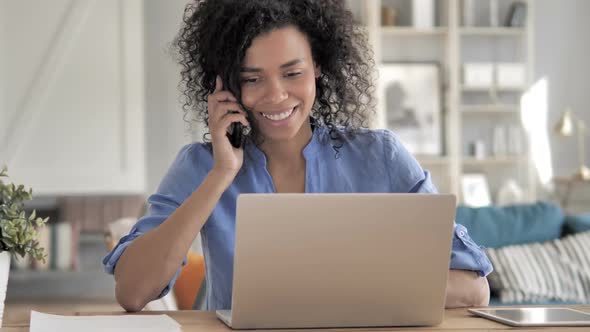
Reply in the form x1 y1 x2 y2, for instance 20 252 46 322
241 59 304 73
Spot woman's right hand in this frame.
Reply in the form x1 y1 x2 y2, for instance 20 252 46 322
207 76 250 177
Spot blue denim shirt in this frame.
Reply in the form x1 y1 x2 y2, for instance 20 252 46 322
103 126 493 310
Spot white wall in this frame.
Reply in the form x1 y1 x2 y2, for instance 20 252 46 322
0 7 5 140
144 0 206 194
535 0 590 177
1 1 146 195
534 0 590 210
144 0 205 252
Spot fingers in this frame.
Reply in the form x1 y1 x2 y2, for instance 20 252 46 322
211 113 250 141
212 76 236 102
219 113 250 130
211 91 238 103
209 76 239 121
209 101 247 123
209 76 250 141
215 76 222 92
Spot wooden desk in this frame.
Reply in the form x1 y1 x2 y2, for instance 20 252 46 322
2 306 589 331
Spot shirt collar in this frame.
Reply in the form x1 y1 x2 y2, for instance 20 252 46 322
244 122 323 167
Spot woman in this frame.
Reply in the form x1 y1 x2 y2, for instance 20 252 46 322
104 0 492 312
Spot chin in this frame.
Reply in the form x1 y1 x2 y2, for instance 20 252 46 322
255 105 311 142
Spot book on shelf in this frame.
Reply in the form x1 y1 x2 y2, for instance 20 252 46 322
12 221 78 272
55 222 73 270
33 225 51 271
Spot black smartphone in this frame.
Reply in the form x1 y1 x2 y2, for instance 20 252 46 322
226 119 249 149
220 76 250 149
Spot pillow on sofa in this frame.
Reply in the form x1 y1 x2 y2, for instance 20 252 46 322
485 231 590 304
455 201 564 248
565 213 590 234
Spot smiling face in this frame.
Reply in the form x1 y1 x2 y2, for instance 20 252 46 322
240 25 320 143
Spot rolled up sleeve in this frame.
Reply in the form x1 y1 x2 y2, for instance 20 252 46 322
450 223 493 276
102 194 188 299
383 129 493 277
102 144 201 299
102 233 140 274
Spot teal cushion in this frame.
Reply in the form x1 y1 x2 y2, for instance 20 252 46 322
565 213 590 234
455 201 564 248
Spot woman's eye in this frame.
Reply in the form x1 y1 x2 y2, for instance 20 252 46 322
241 72 301 85
241 77 258 84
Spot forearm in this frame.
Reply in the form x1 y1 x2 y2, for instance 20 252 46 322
114 170 234 311
445 269 490 308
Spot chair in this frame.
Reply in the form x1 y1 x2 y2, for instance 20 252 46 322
173 251 206 310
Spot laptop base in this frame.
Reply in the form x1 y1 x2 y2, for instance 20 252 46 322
216 310 232 328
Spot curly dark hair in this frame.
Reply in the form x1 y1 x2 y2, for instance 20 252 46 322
173 0 375 150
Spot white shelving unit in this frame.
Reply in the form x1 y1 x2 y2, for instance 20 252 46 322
461 104 520 114
381 27 449 36
459 27 526 36
460 85 527 93
350 0 535 203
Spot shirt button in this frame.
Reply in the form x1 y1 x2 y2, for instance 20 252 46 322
459 230 465 237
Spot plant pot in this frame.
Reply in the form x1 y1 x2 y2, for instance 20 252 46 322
0 251 10 327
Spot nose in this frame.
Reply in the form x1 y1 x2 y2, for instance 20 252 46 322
263 77 288 104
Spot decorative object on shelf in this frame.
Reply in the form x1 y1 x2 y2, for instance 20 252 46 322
378 63 442 155
365 0 534 199
469 140 486 159
496 63 526 89
492 125 507 156
507 125 524 155
461 173 492 207
463 63 494 89
552 176 590 211
496 179 525 206
554 108 590 180
381 5 398 26
412 0 434 29
489 0 499 27
505 1 527 27
462 0 476 26
0 166 48 327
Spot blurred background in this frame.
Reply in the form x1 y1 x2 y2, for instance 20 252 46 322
0 0 588 315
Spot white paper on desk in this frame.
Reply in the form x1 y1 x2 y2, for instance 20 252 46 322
30 311 181 332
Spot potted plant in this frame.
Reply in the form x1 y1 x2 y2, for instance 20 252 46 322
0 167 47 326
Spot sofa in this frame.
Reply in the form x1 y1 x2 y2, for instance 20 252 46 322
455 201 590 305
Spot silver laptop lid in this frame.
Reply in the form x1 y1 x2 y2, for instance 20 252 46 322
230 193 456 329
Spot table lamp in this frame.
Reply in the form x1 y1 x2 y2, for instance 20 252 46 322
554 108 590 180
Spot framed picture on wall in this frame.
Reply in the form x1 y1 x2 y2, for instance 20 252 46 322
378 62 443 155
461 173 492 207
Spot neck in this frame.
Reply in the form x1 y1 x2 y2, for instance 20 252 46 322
259 120 313 170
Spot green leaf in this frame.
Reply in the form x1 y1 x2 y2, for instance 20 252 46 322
0 169 47 262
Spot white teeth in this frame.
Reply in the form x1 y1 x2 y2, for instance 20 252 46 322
262 108 294 121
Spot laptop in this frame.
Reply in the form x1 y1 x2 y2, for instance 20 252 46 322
216 193 457 329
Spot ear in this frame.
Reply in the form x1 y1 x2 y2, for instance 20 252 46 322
314 64 321 79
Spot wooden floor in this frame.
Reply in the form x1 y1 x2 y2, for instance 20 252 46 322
3 299 122 326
